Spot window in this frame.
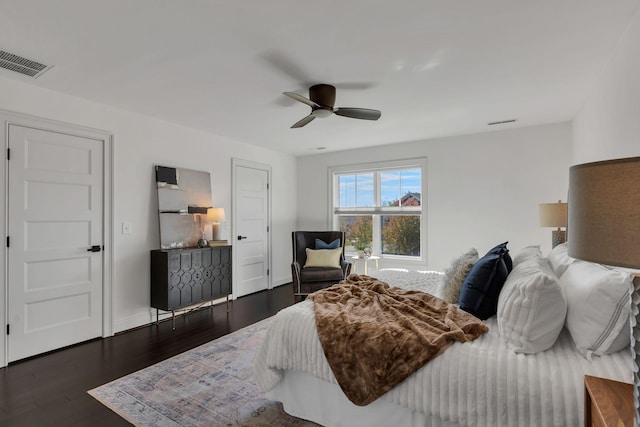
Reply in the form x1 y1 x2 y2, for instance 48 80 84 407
330 159 426 260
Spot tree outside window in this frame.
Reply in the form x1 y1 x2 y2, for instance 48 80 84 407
381 215 420 256
339 215 372 251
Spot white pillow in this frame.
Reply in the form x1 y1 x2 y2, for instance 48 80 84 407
441 248 479 304
497 255 566 354
547 243 574 278
560 260 631 359
513 245 542 267
304 248 342 268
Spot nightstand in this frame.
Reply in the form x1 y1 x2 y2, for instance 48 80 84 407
584 375 634 427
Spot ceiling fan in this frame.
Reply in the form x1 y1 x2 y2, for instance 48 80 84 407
283 84 381 128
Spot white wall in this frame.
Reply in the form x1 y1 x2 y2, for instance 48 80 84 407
297 123 572 272
0 76 297 334
573 7 640 163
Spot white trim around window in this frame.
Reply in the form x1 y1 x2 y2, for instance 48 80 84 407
327 157 428 264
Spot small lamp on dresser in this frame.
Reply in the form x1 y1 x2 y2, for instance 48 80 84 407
539 200 568 248
567 156 640 426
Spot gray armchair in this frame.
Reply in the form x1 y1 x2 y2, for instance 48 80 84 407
291 231 352 295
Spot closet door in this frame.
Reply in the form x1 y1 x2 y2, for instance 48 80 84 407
233 160 270 297
7 124 104 362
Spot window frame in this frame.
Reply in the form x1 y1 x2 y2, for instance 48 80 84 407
328 158 428 263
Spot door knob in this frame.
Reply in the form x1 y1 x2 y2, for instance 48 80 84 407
87 245 102 252
237 235 247 240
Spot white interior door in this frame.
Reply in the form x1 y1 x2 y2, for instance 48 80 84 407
7 124 104 362
233 160 270 297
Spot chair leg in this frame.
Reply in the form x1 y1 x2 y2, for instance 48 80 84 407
293 280 308 297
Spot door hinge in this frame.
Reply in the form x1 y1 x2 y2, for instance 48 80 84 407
267 269 270 276
267 226 269 232
7 148 10 160
6 324 9 335
267 183 269 190
6 236 9 247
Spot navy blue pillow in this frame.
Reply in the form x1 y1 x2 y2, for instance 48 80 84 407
315 238 341 249
485 241 513 271
458 242 512 320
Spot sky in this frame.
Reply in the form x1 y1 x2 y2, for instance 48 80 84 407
338 168 421 207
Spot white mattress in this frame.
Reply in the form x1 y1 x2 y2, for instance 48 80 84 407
253 269 632 427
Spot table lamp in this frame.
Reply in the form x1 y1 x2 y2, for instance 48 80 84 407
567 156 640 422
539 201 568 248
206 207 226 241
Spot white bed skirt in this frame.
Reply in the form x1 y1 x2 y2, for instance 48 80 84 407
267 370 462 427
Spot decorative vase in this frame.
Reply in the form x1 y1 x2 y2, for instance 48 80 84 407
357 250 365 258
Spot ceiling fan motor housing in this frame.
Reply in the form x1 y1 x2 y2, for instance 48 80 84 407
309 84 336 107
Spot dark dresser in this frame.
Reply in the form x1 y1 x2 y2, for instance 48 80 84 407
151 245 232 328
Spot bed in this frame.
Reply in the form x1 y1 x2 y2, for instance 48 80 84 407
253 245 633 427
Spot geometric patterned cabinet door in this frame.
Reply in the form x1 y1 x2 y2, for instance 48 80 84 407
150 246 232 311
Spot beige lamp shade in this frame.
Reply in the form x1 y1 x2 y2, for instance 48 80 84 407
567 156 640 422
568 157 640 269
206 207 226 224
539 201 568 228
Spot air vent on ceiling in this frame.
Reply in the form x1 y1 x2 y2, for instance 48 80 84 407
487 119 517 126
0 50 52 78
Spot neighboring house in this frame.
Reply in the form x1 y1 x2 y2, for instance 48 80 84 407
399 192 421 207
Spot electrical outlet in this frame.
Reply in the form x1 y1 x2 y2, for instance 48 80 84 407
122 222 132 235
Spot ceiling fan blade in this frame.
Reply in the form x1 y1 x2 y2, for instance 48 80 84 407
333 82 377 90
333 108 381 121
259 50 313 85
283 92 319 108
291 114 316 128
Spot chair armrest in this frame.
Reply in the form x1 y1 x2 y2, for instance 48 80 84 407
341 259 352 279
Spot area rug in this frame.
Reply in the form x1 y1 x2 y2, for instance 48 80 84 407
88 317 319 426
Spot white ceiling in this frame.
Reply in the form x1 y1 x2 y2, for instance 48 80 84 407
1 1 638 156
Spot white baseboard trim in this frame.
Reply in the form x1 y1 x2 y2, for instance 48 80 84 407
114 311 153 334
272 276 291 288
113 297 232 334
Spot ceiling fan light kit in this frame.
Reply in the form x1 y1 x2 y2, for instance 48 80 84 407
283 83 381 128
312 108 333 118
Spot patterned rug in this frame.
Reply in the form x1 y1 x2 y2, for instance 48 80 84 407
88 317 319 426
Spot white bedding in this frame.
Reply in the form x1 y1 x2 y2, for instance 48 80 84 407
253 269 632 427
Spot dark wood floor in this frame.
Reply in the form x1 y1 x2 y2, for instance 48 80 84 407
0 283 297 427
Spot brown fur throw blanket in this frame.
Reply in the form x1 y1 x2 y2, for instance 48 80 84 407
308 274 489 406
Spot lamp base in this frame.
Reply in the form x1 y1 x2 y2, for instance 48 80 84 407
211 223 221 241
551 229 566 248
